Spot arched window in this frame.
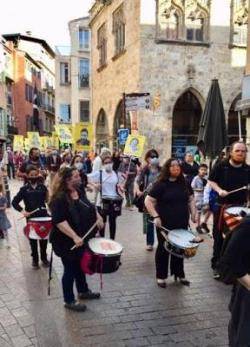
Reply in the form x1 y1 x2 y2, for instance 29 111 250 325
166 12 179 40
231 0 248 46
96 109 109 150
186 17 204 42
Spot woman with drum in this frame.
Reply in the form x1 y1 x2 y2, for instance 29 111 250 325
88 154 124 240
134 149 161 251
12 165 49 268
49 167 103 312
145 159 196 288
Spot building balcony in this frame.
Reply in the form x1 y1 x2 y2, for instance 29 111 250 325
42 104 55 115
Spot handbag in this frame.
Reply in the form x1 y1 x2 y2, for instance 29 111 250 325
100 170 123 216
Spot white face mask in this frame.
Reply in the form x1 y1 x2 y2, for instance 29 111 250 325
75 162 83 171
104 163 113 172
150 157 159 166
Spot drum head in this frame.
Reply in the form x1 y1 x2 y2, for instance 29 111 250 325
88 238 123 256
225 206 250 216
168 229 198 250
29 217 52 222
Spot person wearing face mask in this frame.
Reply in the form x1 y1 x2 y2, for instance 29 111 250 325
12 165 49 268
118 155 137 210
88 154 124 240
46 149 62 185
18 147 47 180
49 167 103 311
60 152 72 169
134 150 161 251
71 155 87 195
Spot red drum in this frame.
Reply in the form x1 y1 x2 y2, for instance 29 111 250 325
81 238 123 275
24 217 52 240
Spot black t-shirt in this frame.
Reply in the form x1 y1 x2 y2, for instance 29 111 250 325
182 161 199 183
50 192 96 257
209 160 250 205
149 179 193 229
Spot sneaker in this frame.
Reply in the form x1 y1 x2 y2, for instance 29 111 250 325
64 301 87 312
156 279 167 288
146 245 153 251
201 223 210 233
78 290 101 300
32 261 39 269
213 269 220 280
196 226 203 234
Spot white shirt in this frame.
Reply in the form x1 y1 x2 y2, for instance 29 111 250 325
88 170 121 206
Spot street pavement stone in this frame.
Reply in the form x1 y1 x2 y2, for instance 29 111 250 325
0 179 231 346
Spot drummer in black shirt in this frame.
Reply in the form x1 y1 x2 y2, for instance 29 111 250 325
145 159 196 288
208 141 250 279
12 165 49 268
219 216 250 346
49 167 103 312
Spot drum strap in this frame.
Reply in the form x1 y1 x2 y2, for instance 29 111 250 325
47 247 53 296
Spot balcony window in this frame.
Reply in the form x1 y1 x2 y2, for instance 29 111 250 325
25 84 33 103
60 62 69 84
97 23 107 68
113 4 126 55
79 59 89 88
79 28 90 50
79 100 89 122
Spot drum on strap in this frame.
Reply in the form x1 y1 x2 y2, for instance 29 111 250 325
102 196 123 216
224 206 250 232
164 229 200 259
81 238 123 275
24 217 52 240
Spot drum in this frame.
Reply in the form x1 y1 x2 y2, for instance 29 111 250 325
164 229 200 259
24 217 52 240
81 238 123 275
102 196 123 216
224 206 250 231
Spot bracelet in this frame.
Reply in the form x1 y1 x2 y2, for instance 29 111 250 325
153 216 160 219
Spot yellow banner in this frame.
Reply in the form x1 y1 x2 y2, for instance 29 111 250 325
52 132 59 149
13 135 24 152
27 132 41 149
55 125 72 144
24 138 30 151
73 123 93 151
124 134 146 158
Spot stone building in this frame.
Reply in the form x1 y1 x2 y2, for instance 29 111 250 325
55 17 91 125
3 33 55 137
90 0 248 158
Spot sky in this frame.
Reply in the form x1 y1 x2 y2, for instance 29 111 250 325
0 0 94 48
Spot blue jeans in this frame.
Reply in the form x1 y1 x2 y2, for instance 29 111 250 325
143 213 155 246
61 256 88 304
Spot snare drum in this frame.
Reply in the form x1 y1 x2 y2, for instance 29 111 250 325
164 229 199 259
81 238 123 274
24 217 52 240
224 206 250 232
102 196 123 216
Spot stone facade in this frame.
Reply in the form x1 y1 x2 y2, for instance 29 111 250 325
55 17 91 125
90 0 247 158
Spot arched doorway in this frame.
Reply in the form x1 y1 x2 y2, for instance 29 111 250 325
113 100 131 148
96 109 109 151
172 90 203 158
228 95 246 145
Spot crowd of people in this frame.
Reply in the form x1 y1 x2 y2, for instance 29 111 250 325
0 142 249 345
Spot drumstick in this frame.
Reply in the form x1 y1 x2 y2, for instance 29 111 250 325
17 208 40 220
70 221 98 250
227 186 247 196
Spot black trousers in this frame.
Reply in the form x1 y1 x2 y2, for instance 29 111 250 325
29 239 48 263
61 255 88 304
211 208 224 270
98 207 117 240
155 229 184 279
7 162 15 179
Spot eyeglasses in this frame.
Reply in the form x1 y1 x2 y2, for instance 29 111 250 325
104 161 112 164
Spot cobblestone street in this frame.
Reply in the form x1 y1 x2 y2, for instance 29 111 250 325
0 180 231 347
